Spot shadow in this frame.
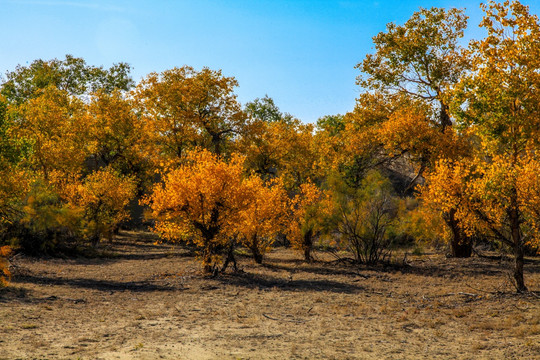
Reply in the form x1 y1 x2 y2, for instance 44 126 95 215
0 286 33 303
263 251 540 280
375 256 540 278
215 271 364 294
262 261 363 278
107 240 161 249
13 273 179 293
105 249 195 261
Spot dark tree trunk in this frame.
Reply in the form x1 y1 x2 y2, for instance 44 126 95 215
451 235 473 258
443 208 472 258
439 101 453 132
509 192 527 292
221 243 237 273
249 235 264 264
193 209 221 275
252 247 264 264
303 228 314 262
90 233 100 248
513 243 527 293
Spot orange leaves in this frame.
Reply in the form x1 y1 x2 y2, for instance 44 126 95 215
146 149 293 269
134 66 247 161
422 152 540 253
146 149 247 269
240 118 320 189
378 108 440 159
0 245 11 287
0 164 30 227
86 90 152 178
236 176 288 261
147 150 245 244
64 168 137 244
16 86 89 178
516 158 540 252
287 181 330 260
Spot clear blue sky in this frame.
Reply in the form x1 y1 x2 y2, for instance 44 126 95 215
2 0 539 123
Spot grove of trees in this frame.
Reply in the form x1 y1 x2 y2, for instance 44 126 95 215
1 0 539 292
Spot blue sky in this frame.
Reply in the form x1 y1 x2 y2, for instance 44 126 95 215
2 0 539 123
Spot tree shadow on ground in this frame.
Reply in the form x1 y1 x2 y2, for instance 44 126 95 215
12 273 180 293
261 261 363 278
262 251 540 280
215 271 365 294
390 256 540 277
0 286 33 303
105 248 195 261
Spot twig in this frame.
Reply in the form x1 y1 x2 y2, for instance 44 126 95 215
262 313 307 323
458 292 479 297
466 284 496 294
423 293 456 300
512 304 529 311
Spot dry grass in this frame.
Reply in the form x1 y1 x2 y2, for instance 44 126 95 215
0 231 539 359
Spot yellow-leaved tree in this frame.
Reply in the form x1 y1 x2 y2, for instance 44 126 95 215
134 66 247 166
424 0 540 291
145 150 247 274
287 182 330 262
354 6 474 257
236 176 288 264
14 86 90 180
146 149 291 272
86 90 153 190
239 116 320 190
64 168 137 246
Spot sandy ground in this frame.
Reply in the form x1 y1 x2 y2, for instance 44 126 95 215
0 231 539 359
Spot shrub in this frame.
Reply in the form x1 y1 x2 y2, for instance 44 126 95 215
329 171 398 265
0 246 12 287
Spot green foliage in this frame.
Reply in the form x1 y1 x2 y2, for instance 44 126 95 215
358 7 469 104
327 170 399 264
0 96 31 165
316 114 345 136
15 180 81 255
1 54 133 104
244 95 294 124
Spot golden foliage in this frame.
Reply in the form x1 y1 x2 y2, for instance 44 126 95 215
146 148 292 268
0 163 30 229
146 150 247 270
236 176 288 262
134 66 246 163
86 90 153 182
287 181 331 261
64 169 137 244
240 119 320 189
15 87 89 178
0 245 12 287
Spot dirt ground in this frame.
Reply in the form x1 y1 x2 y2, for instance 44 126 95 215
1 231 539 360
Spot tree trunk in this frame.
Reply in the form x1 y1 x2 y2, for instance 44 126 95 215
221 243 237 273
90 232 100 248
439 101 453 132
251 246 264 264
201 240 218 275
444 208 472 258
513 243 527 293
451 235 472 258
249 235 264 264
509 192 527 292
303 229 313 262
